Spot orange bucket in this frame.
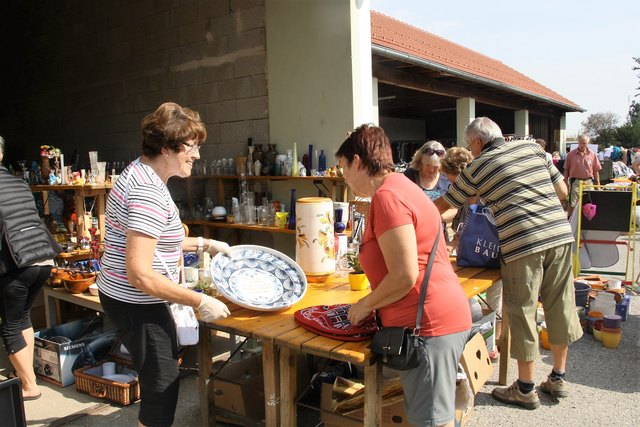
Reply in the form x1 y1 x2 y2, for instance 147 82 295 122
539 328 551 350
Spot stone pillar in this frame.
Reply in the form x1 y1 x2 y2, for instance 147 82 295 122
558 114 567 154
515 110 529 137
456 98 475 146
372 77 379 125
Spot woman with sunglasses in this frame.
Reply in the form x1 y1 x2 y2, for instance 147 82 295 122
404 141 459 235
404 141 449 200
97 102 232 427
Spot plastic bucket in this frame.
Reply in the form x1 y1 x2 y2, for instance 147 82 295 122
574 281 591 308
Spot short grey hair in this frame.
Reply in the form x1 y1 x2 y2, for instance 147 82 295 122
0 135 4 156
465 117 503 145
410 140 445 168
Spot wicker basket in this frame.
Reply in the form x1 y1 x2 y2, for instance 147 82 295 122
74 360 140 406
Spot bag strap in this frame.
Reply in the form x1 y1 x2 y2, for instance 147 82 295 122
413 223 441 336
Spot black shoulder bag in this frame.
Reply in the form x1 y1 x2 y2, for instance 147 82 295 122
369 227 440 370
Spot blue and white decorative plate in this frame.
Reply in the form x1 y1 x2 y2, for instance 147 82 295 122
210 245 307 311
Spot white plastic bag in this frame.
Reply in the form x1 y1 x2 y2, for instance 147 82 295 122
170 303 199 346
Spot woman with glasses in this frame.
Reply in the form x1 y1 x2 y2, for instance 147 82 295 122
405 141 458 238
340 124 471 427
404 141 449 200
97 102 232 427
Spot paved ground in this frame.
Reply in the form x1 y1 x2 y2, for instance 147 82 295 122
2 242 640 426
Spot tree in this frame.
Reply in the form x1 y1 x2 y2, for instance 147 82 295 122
580 112 620 145
633 57 640 97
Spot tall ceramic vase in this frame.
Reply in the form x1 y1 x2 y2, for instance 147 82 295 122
295 197 335 282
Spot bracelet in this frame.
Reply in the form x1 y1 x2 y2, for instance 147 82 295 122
197 236 204 252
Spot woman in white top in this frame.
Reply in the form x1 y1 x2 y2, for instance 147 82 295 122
97 102 231 427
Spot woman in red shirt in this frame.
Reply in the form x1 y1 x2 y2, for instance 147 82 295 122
339 124 471 427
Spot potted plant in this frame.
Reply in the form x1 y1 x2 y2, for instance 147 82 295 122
344 252 369 291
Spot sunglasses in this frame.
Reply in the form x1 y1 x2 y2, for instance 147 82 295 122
424 148 445 157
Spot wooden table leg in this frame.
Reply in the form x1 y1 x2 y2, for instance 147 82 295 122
498 304 510 385
261 342 280 427
44 289 58 328
363 362 382 427
96 192 105 242
198 324 214 427
279 347 297 427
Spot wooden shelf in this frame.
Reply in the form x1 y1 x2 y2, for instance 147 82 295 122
174 174 345 182
31 184 111 241
183 220 296 234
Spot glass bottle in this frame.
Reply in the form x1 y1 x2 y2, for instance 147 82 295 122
246 145 254 176
266 143 278 175
253 144 263 165
292 143 299 177
319 149 327 172
313 150 320 175
334 208 346 233
287 188 297 230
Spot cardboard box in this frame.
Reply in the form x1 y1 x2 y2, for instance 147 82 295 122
460 332 493 395
320 382 411 427
34 318 116 387
211 354 265 421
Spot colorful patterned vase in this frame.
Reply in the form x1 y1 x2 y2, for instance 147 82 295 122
295 197 335 282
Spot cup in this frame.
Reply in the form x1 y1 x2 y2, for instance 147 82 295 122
184 267 198 283
102 361 116 377
96 161 107 184
275 212 288 228
609 280 622 290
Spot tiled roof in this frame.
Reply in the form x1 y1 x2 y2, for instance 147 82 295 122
371 11 581 110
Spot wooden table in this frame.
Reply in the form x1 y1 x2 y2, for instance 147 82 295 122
198 262 503 427
43 287 103 327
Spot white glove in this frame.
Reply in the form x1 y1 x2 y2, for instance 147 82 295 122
197 294 230 322
206 239 232 257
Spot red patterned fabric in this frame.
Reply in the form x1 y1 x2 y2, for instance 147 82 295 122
294 304 377 341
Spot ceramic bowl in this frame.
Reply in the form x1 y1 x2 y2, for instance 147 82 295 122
587 311 603 320
49 268 71 288
212 206 227 219
593 328 603 342
601 330 622 349
601 326 622 334
604 290 623 304
88 283 99 296
63 272 97 294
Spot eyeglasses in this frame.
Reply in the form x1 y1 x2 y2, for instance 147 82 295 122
181 142 201 153
424 148 445 157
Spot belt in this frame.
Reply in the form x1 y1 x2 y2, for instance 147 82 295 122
571 177 592 181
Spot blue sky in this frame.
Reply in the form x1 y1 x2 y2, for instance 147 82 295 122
371 0 639 136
